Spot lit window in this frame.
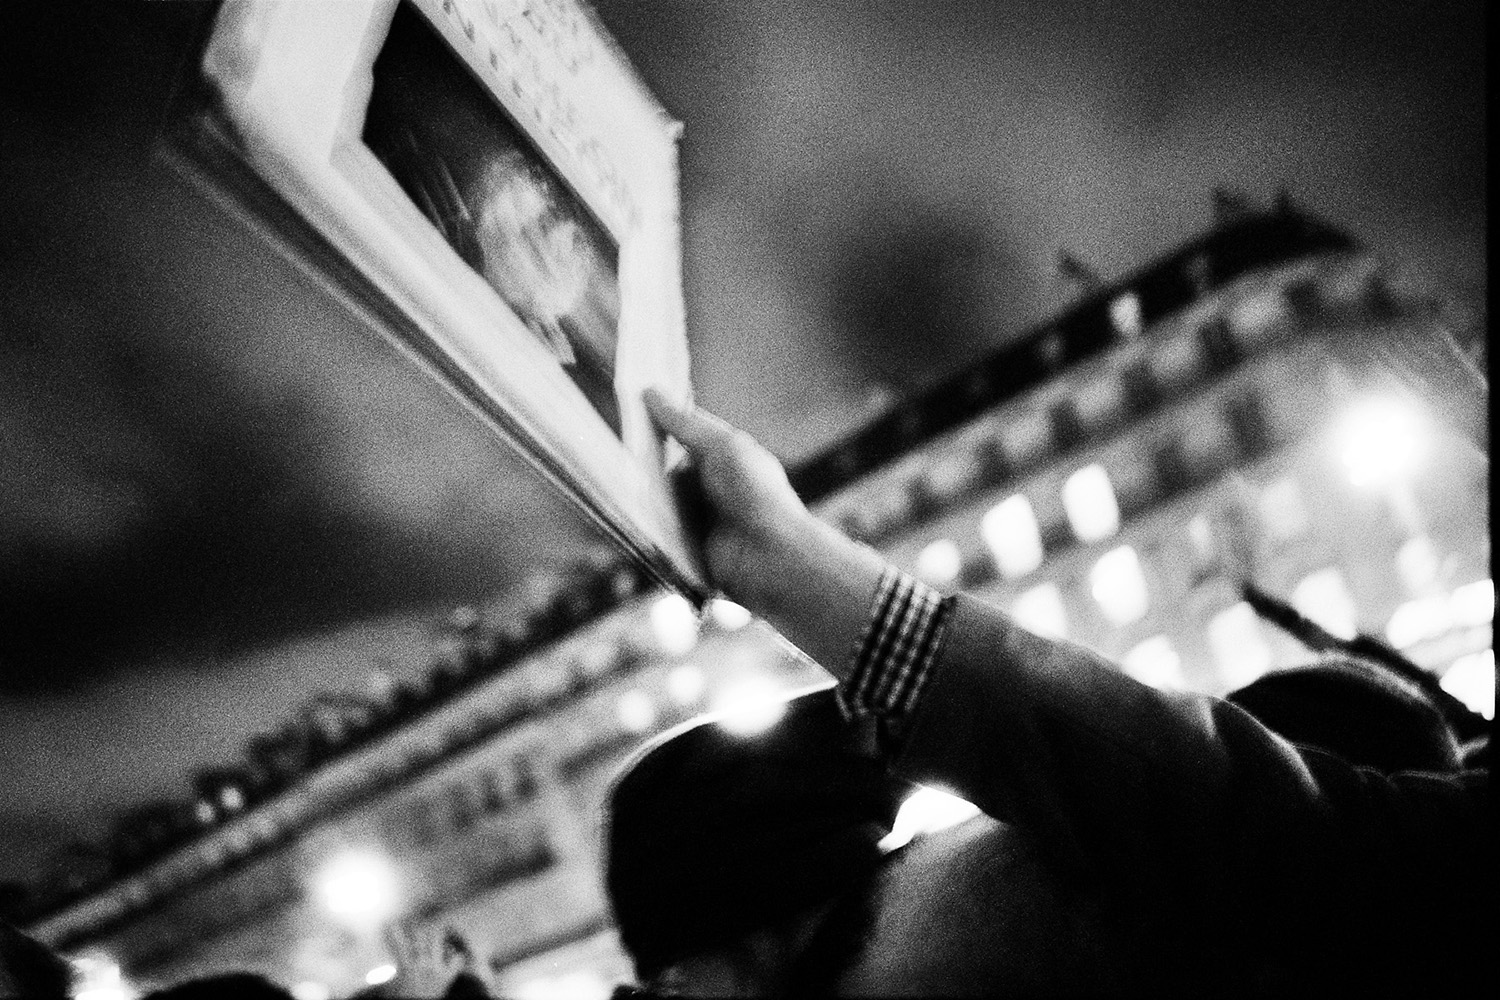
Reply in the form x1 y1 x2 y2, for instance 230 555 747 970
1109 292 1143 338
1090 545 1150 625
1291 567 1358 640
1012 583 1068 639
1063 464 1120 543
1396 536 1441 594
1258 476 1308 540
1386 596 1452 649
879 786 983 852
916 538 964 587
981 495 1044 579
1450 578 1494 628
292 984 331 1000
1188 514 1216 562
1441 650 1495 720
665 664 707 706
1207 602 1272 690
1122 635 1184 690
1229 289 1286 335
651 593 699 656
615 689 656 733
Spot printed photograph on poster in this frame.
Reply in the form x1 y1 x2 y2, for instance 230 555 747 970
178 0 703 590
365 2 623 437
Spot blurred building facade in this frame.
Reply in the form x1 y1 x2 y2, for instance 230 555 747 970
23 206 1490 999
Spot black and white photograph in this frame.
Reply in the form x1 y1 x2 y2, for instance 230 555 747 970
1 0 1489 997
366 1 625 438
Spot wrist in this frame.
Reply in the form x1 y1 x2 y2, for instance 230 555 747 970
747 515 888 678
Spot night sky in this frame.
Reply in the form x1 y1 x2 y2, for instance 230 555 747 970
0 0 1486 886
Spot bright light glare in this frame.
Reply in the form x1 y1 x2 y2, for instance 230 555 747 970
1063 464 1120 544
1090 545 1149 626
365 964 398 987
615 689 657 733
651 594 700 656
75 989 128 1000
1336 396 1424 488
291 983 331 1000
708 598 752 631
916 538 963 586
70 953 127 1000
665 663 707 706
1011 583 1068 639
1122 635 1184 690
1207 602 1271 690
315 850 400 926
713 677 788 736
879 786 982 852
1386 596 1451 649
1290 567 1358 641
1450 578 1494 628
982 495 1044 579
511 971 612 1000
1441 650 1495 720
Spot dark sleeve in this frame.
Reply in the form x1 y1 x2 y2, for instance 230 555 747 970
887 593 1491 986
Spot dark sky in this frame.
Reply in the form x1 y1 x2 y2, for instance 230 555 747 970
0 0 1487 883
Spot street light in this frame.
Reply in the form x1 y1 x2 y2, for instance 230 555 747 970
314 849 400 929
1335 395 1424 488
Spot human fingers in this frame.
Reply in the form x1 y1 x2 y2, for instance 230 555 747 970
643 388 740 458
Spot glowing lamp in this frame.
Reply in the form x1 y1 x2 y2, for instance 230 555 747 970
314 849 400 928
651 593 699 656
708 598 752 631
713 677 788 737
1335 396 1424 488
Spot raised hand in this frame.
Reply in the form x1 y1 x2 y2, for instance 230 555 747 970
644 389 887 677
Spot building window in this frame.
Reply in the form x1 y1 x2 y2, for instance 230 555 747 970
1291 567 1358 640
1090 545 1150 626
1012 583 1068 639
982 495 1045 580
1396 535 1441 594
1188 514 1217 564
916 538 964 587
1386 595 1451 649
1122 635 1184 690
1063 464 1120 544
1440 650 1495 720
1207 602 1272 690
1109 292 1144 338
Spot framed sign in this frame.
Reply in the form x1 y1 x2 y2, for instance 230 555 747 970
172 0 703 593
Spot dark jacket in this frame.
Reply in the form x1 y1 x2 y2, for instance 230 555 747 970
889 595 1492 995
